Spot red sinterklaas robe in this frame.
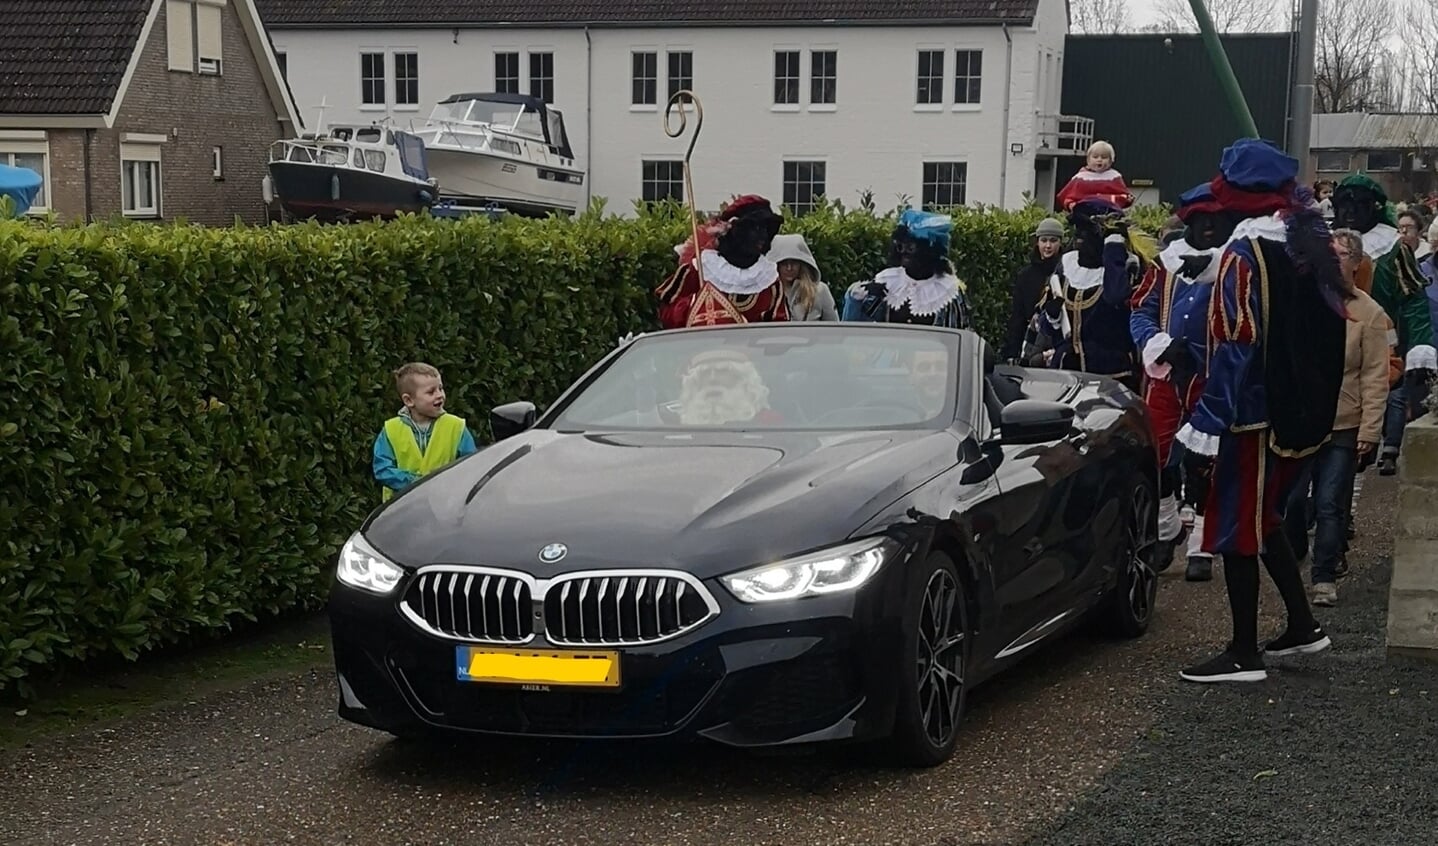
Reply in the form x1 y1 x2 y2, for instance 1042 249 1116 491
655 227 788 328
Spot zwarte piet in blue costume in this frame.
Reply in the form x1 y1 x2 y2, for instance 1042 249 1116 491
1030 197 1147 390
1128 182 1232 581
842 209 971 328
1174 138 1350 685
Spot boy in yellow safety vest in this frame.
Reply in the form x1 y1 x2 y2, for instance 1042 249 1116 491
372 362 478 501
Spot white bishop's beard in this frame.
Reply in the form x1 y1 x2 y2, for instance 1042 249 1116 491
678 363 769 425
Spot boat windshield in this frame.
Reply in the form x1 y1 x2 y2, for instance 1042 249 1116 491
429 99 545 138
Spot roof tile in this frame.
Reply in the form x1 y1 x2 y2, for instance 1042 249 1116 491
0 0 153 115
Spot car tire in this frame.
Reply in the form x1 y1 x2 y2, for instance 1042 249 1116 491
1104 474 1159 639
890 550 971 768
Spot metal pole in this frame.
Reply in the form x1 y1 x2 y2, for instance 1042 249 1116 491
1187 0 1260 138
1290 0 1319 184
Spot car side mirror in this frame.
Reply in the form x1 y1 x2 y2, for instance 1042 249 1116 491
490 401 537 441
998 399 1075 445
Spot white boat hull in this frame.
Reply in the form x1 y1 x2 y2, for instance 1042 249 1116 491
425 147 583 216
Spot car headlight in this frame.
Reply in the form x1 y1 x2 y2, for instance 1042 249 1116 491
336 532 405 594
722 537 898 603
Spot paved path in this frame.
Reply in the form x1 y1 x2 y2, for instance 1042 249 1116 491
0 474 1426 846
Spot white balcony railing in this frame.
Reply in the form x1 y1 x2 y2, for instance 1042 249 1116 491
1036 114 1095 156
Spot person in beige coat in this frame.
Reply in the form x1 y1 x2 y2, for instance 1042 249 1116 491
1284 228 1394 607
766 233 838 321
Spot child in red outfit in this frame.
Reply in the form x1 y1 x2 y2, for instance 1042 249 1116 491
1056 140 1136 213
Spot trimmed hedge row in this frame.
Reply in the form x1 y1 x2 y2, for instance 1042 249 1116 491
0 201 1170 693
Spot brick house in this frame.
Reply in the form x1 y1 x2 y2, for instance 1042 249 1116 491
0 0 301 224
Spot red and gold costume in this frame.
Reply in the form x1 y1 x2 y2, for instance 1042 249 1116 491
655 195 789 328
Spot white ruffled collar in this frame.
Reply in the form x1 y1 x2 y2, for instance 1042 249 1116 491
698 250 779 295
1159 241 1223 284
1060 250 1104 290
1226 213 1288 246
875 267 963 316
1361 224 1399 259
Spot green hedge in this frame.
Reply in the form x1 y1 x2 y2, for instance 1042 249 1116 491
0 201 1169 693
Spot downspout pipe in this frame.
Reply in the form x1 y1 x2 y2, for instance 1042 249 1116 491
1187 0 1260 138
584 25 593 211
999 24 1013 207
1290 0 1318 184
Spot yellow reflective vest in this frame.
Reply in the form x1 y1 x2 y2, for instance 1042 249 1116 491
381 414 467 501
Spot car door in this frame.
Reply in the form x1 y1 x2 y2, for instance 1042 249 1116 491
981 366 1092 659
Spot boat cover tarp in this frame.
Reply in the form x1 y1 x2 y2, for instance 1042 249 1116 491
0 164 43 217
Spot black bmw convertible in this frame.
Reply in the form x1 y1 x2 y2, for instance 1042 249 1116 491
329 323 1159 766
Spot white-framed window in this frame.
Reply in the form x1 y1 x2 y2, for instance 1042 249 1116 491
922 162 967 209
641 159 684 203
783 160 826 216
916 49 945 105
212 145 224 179
667 50 693 102
167 0 224 74
955 49 983 106
632 51 658 106
810 50 837 106
774 50 801 106
495 52 520 94
0 137 50 213
120 142 163 218
360 52 385 106
394 52 419 107
529 52 555 104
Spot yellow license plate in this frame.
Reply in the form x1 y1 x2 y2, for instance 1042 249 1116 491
455 646 621 688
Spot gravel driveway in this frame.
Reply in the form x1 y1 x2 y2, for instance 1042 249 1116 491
0 474 1429 846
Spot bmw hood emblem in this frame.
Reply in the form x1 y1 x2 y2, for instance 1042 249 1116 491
539 543 568 563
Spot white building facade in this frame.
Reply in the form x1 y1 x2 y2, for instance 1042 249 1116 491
258 0 1083 214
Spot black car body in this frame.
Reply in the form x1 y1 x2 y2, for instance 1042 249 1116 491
330 324 1159 765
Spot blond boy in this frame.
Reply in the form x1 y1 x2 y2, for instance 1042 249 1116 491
372 363 478 501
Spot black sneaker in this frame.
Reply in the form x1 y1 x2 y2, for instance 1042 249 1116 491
1180 649 1267 683
1379 456 1397 476
1263 624 1332 658
1155 539 1177 573
1185 554 1214 582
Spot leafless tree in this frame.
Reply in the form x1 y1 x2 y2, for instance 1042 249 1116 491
1315 0 1396 112
1069 0 1131 34
1400 0 1438 112
1153 0 1284 32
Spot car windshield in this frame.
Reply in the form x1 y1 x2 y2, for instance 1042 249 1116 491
548 327 962 431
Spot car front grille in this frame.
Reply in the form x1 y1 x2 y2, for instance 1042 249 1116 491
401 570 533 643
543 573 718 646
399 567 719 646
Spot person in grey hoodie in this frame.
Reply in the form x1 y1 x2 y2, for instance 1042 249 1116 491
766 233 838 321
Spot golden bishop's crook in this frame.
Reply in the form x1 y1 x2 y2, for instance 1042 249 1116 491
664 89 706 288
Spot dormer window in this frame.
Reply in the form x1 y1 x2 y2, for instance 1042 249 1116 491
167 0 224 76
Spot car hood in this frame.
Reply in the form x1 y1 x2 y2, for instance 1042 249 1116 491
363 428 959 579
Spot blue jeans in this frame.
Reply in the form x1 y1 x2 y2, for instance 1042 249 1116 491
1285 429 1358 584
1382 383 1406 457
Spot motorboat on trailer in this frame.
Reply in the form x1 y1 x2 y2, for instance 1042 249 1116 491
264 123 437 222
408 92 585 217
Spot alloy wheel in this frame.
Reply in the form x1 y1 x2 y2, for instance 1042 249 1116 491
1127 483 1159 624
915 570 965 749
